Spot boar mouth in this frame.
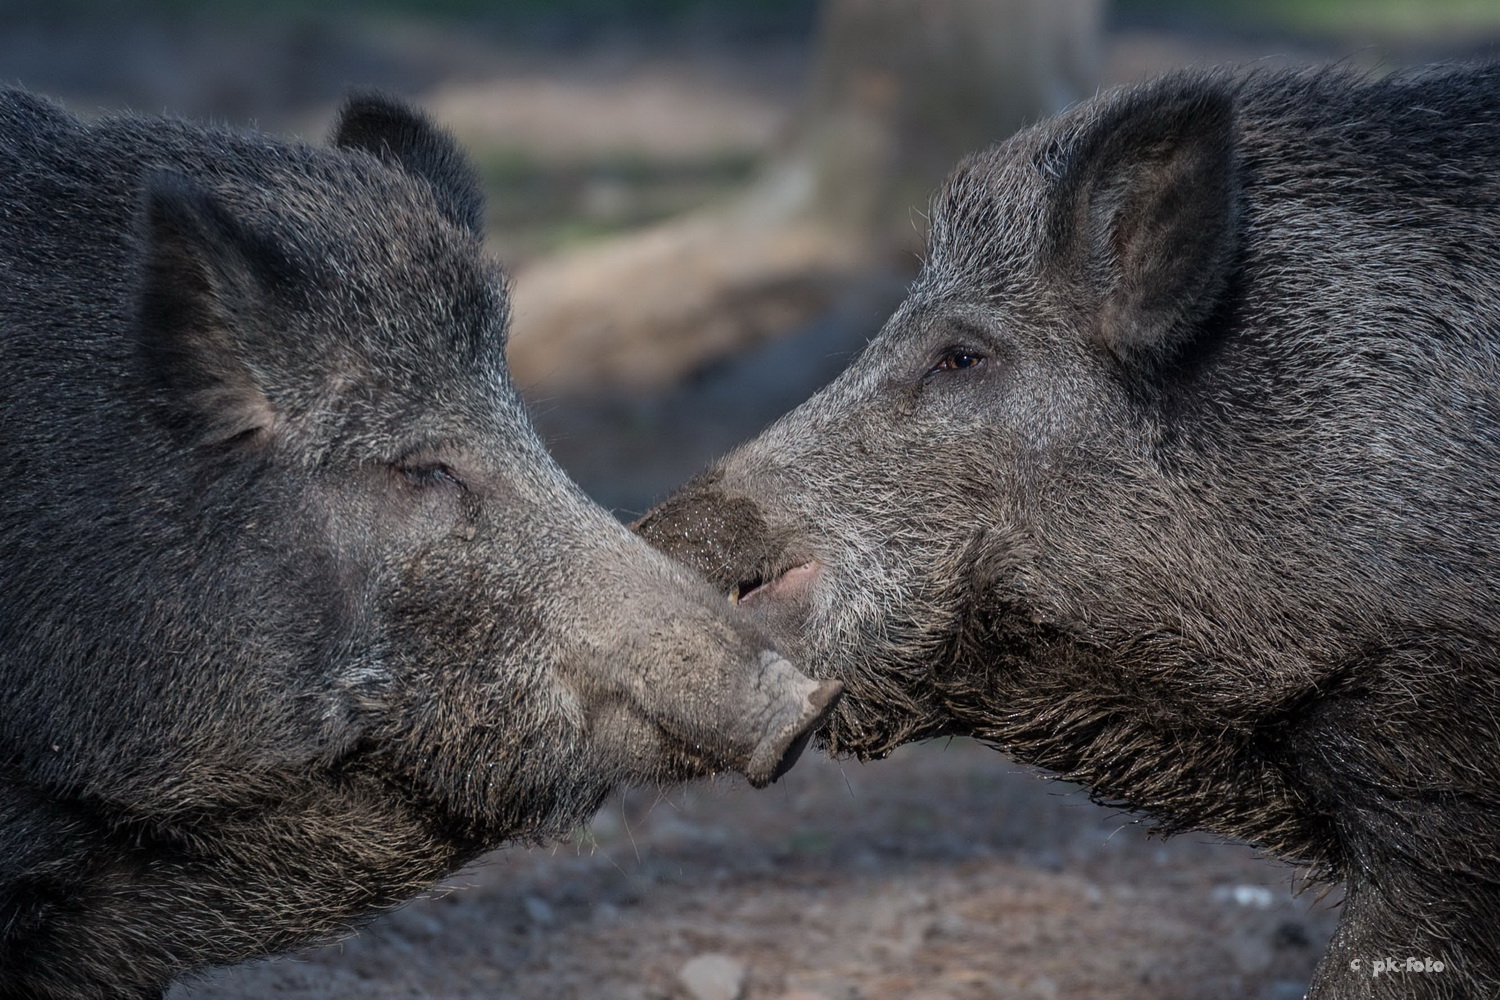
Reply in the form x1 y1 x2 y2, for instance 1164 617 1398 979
731 558 822 607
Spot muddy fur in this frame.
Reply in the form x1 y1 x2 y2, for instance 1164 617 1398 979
638 64 1500 998
0 89 832 999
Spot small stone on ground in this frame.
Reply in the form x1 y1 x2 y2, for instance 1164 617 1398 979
678 953 747 1000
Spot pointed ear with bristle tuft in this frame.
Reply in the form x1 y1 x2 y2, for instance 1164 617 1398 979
1046 78 1241 365
331 91 486 235
136 170 279 448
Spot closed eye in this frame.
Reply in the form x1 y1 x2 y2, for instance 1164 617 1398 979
399 462 465 490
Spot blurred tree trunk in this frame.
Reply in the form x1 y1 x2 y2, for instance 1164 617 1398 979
790 0 1101 253
508 0 1101 394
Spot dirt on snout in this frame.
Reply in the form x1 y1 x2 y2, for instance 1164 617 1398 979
175 738 1336 1000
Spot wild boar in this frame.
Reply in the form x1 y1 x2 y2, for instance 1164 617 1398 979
0 89 839 1000
638 65 1500 999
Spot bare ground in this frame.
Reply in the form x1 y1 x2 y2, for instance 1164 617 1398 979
174 741 1337 1000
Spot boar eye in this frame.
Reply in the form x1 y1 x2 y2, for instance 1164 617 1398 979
929 349 986 374
399 462 464 490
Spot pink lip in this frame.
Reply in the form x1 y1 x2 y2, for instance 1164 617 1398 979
739 559 822 606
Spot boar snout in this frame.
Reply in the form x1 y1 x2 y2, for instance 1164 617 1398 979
633 484 793 600
572 544 841 788
626 626 842 788
737 651 842 786
632 484 824 650
627 491 837 783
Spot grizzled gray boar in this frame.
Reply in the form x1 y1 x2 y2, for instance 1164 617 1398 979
0 89 840 1000
638 65 1500 998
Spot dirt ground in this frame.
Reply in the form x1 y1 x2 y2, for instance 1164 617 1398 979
12 13 1486 999
175 741 1338 1000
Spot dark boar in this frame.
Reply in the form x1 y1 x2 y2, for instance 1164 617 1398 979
637 65 1500 999
0 89 839 1000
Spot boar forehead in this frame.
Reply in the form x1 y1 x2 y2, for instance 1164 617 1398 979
917 123 1066 311
205 164 518 461
256 180 506 364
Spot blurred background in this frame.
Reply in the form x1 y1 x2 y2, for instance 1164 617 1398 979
7 2 1496 997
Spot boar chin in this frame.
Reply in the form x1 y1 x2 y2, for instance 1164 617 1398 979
813 651 959 760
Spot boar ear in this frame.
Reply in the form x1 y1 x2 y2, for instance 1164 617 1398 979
331 91 485 235
136 170 279 448
1047 78 1240 364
